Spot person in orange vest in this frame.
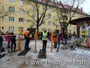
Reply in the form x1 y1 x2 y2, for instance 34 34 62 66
53 33 57 48
24 28 31 50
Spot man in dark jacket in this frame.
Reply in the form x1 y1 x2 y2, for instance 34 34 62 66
0 32 3 48
10 32 16 52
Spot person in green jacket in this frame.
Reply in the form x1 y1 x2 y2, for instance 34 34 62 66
42 28 48 53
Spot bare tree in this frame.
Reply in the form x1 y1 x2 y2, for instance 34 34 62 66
23 0 55 33
0 0 11 20
54 0 85 33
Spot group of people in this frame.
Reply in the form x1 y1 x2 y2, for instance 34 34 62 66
52 30 68 48
0 28 76 54
0 31 16 53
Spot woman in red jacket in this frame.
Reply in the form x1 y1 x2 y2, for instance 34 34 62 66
7 31 11 49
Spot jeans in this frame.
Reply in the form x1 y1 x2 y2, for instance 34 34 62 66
49 36 51 41
54 41 57 48
7 42 10 48
64 39 67 45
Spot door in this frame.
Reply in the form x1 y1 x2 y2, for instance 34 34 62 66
88 28 90 37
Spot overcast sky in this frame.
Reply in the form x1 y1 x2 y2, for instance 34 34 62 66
80 0 90 14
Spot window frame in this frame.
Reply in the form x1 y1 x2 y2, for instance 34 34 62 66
9 7 15 12
9 27 14 31
19 18 24 22
9 17 14 22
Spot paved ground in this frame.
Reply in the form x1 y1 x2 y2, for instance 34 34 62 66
0 40 90 68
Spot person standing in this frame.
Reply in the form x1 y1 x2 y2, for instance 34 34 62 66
48 31 51 41
10 32 16 52
61 33 64 44
57 31 61 44
42 28 48 53
24 28 31 50
73 32 76 40
0 32 3 49
53 34 57 48
57 31 61 52
7 31 11 50
64 30 67 45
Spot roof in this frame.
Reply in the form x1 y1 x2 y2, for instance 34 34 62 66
69 17 90 25
37 0 88 15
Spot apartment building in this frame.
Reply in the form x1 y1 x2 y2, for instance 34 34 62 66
0 0 88 34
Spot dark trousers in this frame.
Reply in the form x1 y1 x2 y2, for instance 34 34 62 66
54 41 57 48
64 38 67 45
57 39 60 45
7 42 10 48
42 40 47 53
0 41 2 48
25 38 30 49
11 41 16 51
61 39 63 44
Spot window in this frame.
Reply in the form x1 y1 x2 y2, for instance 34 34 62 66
56 25 58 28
48 7 51 11
27 10 29 14
19 9 24 13
56 19 58 22
2 27 4 31
69 30 71 33
20 0 24 4
48 14 51 18
33 7 35 11
19 18 24 22
53 16 55 18
48 22 51 25
9 7 15 12
9 17 14 21
70 25 71 28
27 20 30 22
41 28 44 32
32 15 35 19
18 27 24 31
43 5 46 11
42 21 45 25
10 0 15 2
9 27 14 31
53 22 55 25
2 6 4 10
32 23 35 27
62 15 68 20
56 13 57 16
1 16 4 20
48 29 51 32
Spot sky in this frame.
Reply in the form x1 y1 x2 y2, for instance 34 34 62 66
80 0 90 14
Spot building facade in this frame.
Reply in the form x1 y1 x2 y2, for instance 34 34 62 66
0 0 88 34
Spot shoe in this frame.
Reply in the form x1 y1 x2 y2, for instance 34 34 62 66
54 47 57 48
27 48 30 50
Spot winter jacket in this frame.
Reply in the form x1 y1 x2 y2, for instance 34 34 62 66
53 34 57 42
0 35 3 42
57 33 61 40
7 33 11 42
10 33 16 42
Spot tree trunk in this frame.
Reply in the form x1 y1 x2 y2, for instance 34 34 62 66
36 24 39 35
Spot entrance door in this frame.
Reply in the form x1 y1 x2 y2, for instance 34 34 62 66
88 28 90 37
